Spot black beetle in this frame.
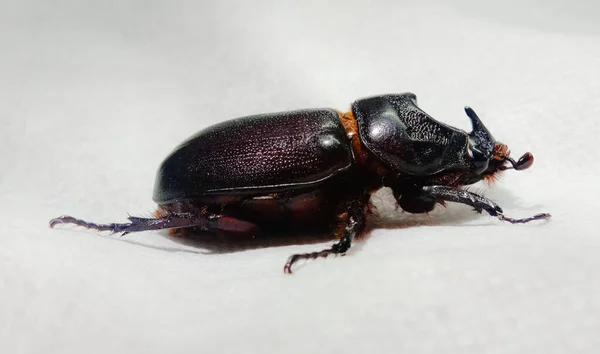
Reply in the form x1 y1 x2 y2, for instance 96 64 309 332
50 93 550 273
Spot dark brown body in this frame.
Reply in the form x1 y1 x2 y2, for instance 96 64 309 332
152 107 384 241
157 135 381 240
158 176 365 238
49 93 550 273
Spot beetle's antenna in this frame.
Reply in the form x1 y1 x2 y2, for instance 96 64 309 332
501 152 534 171
501 158 516 170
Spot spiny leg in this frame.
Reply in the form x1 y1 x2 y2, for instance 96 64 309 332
283 201 366 274
49 212 257 235
420 185 551 223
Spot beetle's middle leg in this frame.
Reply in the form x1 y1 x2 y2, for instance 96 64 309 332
283 200 367 274
419 186 551 223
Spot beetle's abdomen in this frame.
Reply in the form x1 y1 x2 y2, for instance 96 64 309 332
153 109 353 203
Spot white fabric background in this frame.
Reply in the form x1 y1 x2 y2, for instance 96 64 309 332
2 0 600 353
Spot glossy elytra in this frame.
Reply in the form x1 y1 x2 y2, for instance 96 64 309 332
50 93 550 273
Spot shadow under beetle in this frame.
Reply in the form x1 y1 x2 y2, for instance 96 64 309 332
50 93 550 273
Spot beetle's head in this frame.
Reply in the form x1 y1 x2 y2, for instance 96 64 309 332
464 107 534 184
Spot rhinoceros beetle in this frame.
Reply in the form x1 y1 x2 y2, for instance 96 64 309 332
50 93 550 273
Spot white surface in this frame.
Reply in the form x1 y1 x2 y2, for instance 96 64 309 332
2 1 600 353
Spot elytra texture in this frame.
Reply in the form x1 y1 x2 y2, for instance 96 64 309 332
153 109 353 203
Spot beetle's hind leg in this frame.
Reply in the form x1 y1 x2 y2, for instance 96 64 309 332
420 186 551 223
283 201 367 274
49 211 258 236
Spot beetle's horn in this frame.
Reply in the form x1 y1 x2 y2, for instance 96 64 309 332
465 106 495 157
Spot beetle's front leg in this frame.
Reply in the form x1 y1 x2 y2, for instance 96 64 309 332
421 186 551 223
283 201 366 274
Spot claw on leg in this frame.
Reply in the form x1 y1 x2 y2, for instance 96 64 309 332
497 213 551 224
283 233 353 274
49 215 131 234
49 212 216 235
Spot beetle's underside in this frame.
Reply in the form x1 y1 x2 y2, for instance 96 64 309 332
49 181 549 273
49 93 551 273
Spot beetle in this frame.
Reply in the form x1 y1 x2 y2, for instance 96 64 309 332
50 93 550 273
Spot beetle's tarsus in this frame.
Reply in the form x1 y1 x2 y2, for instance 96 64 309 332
284 236 351 274
497 213 551 224
49 215 132 233
49 213 205 234
283 204 365 274
49 211 262 238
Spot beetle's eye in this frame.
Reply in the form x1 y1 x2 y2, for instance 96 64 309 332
469 146 490 173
